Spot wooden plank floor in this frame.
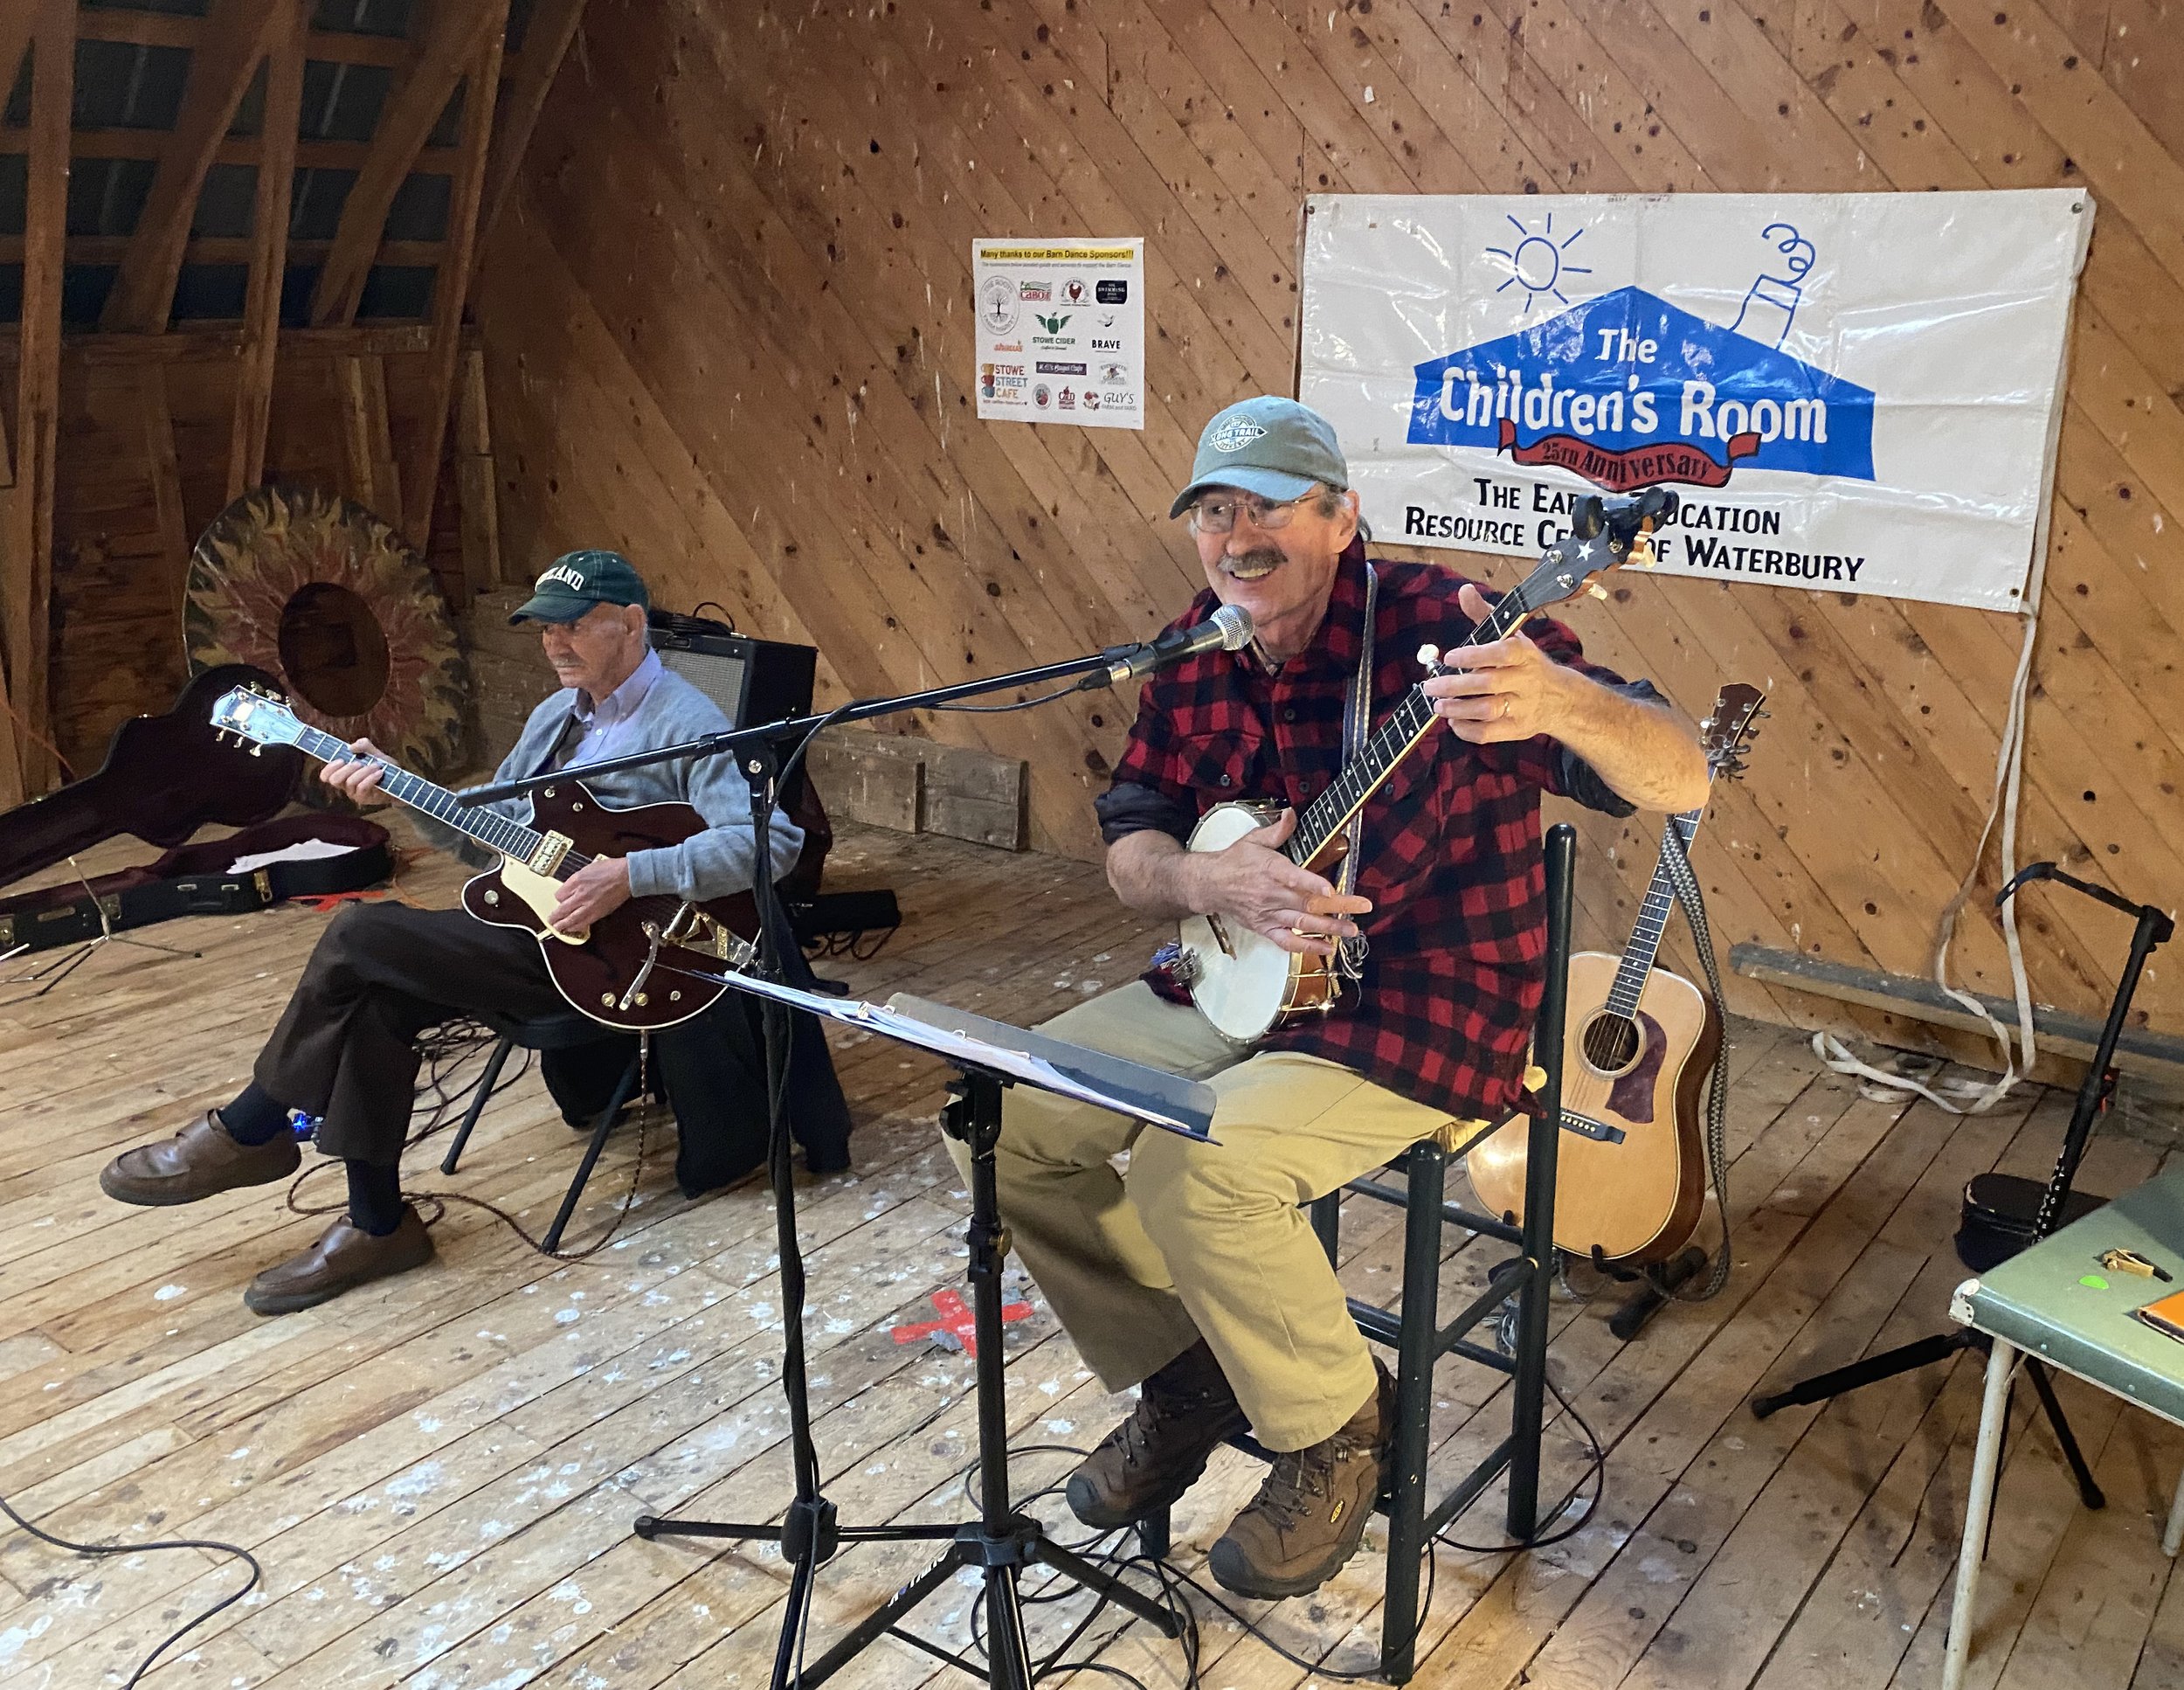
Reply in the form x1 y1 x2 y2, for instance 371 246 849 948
1 821 2177 1689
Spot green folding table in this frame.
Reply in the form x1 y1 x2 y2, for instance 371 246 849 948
1944 1160 2184 1690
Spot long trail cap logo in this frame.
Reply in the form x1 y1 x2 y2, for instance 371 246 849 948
1209 416 1268 454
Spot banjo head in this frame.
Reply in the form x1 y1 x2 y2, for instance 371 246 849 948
1178 801 1299 1042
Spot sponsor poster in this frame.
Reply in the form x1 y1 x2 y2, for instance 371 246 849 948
973 238 1145 430
1299 192 2092 612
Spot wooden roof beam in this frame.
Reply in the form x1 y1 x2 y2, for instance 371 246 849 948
1 0 73 803
229 2 310 500
471 0 591 278
404 1 508 551
0 11 32 123
308 0 507 329
101 0 292 333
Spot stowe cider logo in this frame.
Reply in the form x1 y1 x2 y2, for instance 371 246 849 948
1407 285 1874 493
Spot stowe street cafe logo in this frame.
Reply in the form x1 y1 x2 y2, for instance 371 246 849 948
1407 285 1875 493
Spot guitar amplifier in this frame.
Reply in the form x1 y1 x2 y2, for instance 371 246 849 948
648 610 816 728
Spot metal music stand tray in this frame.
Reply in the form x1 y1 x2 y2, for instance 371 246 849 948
633 973 1218 1690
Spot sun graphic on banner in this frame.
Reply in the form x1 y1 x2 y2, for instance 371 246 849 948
1485 212 1593 322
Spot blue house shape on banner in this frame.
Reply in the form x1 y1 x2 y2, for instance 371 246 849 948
1407 285 1875 482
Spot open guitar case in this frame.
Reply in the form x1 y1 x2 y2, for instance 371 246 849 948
0 665 393 957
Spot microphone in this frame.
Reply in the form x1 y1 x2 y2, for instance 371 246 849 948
1084 603 1254 690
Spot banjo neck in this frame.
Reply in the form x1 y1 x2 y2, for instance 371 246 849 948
1281 574 1563 870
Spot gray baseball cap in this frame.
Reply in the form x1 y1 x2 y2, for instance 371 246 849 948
1169 396 1351 519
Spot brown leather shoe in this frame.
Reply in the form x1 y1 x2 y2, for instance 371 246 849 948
1066 1340 1249 1529
99 1112 301 1207
244 1207 434 1315
1206 1361 1395 1600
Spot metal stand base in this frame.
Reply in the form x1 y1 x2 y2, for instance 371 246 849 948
1752 1326 2104 1509
634 1069 1179 1688
3 857 199 1007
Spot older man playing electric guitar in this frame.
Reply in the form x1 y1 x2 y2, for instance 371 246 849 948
99 551 806 1315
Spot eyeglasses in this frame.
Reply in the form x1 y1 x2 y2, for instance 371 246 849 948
1186 492 1310 535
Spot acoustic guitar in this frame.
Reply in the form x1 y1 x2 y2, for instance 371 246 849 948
209 685 756 1032
1171 489 1676 1042
1466 682 1766 1265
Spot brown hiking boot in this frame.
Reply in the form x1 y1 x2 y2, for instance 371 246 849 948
1207 1360 1395 1600
1065 1340 1249 1529
100 1112 301 1207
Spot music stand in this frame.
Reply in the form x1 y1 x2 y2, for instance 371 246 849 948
633 973 1217 1689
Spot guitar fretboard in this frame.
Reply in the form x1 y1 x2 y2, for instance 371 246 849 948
292 724 582 874
1606 808 1704 1016
1283 578 1562 869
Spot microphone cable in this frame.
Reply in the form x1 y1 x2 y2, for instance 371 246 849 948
0 1490 260 1687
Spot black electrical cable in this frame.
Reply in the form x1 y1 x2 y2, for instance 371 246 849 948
928 680 1097 715
0 1492 261 1687
933 1378 1607 1687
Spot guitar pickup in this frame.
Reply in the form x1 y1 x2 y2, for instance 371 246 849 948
1559 1110 1627 1145
528 832 573 876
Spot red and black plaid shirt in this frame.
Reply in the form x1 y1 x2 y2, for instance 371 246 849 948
1096 537 1654 1123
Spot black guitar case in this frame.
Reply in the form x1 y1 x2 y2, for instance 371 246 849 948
0 814 392 956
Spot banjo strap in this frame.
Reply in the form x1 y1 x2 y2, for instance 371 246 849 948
1330 564 1377 979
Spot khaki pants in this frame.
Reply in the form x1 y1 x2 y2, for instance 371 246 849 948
951 981 1472 1451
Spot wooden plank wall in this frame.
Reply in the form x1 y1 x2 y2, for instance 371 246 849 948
29 338 467 773
473 0 2184 1049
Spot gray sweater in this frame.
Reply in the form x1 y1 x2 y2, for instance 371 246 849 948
439 668 805 901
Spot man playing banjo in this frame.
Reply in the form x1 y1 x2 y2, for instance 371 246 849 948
963 398 1710 1599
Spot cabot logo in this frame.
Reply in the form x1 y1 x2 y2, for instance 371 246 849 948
1407 285 1874 492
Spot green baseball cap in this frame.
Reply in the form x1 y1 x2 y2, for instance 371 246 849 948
508 549 652 625
1169 396 1350 520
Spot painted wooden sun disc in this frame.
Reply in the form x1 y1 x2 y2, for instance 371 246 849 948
185 484 472 779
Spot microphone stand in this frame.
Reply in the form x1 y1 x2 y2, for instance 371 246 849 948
459 641 1165 808
455 640 1194 1689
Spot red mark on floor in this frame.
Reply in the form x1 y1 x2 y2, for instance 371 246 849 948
890 1288 1032 1358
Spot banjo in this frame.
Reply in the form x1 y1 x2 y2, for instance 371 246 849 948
1169 491 1672 1042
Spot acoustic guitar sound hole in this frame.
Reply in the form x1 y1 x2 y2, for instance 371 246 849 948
1579 1011 1643 1077
278 581 391 719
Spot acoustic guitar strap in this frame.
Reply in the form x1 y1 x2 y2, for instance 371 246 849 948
1657 821 1735 1302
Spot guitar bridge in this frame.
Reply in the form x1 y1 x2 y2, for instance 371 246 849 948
661 902 759 972
1559 1110 1628 1145
528 832 573 876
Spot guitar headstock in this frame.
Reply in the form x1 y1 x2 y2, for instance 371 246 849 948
1700 682 1767 781
210 683 305 756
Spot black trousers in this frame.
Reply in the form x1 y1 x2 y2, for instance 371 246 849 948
256 901 854 1187
256 903 566 1166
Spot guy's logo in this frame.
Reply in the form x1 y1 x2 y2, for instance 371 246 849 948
537 563 587 592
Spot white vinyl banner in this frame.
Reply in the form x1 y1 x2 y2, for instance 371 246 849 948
973 238 1145 429
1298 192 2092 612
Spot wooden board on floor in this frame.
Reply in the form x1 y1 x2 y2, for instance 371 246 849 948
0 821 2174 1688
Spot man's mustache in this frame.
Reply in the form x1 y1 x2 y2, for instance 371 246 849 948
1222 549 1284 575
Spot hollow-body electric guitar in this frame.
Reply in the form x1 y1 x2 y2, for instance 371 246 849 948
1170 492 1675 1042
210 686 754 1032
1466 683 1766 1264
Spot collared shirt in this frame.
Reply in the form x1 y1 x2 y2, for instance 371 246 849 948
564 648 664 770
1096 537 1655 1123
